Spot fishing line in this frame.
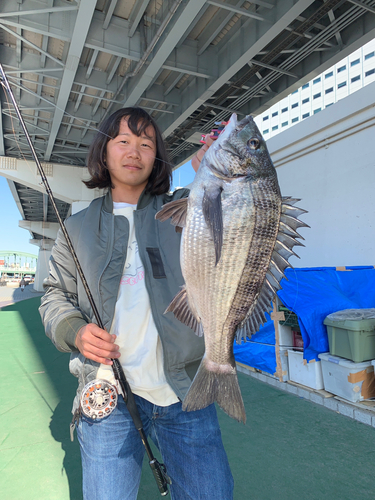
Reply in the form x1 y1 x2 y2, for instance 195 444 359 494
2 68 306 364
3 74 190 171
0 65 172 497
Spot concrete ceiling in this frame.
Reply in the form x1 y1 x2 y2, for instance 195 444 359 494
1 0 375 234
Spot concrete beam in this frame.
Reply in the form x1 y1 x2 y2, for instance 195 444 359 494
122 0 208 107
128 0 149 37
19 220 59 240
157 0 321 137
44 0 97 161
0 6 78 18
0 156 102 204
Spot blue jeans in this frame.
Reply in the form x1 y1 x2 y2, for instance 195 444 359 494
77 395 233 500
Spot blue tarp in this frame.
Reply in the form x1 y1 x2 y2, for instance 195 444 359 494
234 266 375 371
233 311 276 375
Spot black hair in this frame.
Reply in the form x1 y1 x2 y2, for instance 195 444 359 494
84 107 172 194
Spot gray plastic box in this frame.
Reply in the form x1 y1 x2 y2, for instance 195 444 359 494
324 309 375 363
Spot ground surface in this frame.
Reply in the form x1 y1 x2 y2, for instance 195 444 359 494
1 295 374 499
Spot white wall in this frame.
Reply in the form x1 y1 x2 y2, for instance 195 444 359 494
267 81 375 268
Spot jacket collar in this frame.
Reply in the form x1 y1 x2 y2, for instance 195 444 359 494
102 188 154 213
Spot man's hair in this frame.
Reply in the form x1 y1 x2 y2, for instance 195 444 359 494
84 107 172 194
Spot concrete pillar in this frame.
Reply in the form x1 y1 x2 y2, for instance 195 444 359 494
32 239 55 292
71 200 92 215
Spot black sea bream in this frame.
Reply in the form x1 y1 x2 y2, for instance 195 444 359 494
156 114 308 423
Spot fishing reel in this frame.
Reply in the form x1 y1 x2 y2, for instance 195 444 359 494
80 379 118 420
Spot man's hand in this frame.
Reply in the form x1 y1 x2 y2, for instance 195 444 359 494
75 324 120 365
191 135 215 172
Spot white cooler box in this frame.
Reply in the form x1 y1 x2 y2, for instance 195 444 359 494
288 350 324 390
318 352 375 402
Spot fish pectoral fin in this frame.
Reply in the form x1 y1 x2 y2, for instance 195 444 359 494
165 286 203 337
155 197 188 229
202 186 223 266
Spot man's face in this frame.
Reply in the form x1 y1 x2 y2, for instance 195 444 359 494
105 118 157 194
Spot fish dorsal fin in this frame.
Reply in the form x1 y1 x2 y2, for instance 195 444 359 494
155 197 188 229
165 286 203 337
235 199 307 342
202 186 223 265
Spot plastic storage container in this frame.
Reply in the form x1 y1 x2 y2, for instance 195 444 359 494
288 350 324 390
324 308 375 363
318 352 375 402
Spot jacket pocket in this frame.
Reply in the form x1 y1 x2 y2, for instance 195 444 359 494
146 247 167 279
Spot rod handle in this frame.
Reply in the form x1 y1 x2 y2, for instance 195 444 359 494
149 459 172 496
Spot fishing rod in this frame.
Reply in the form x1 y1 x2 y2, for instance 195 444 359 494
0 64 171 497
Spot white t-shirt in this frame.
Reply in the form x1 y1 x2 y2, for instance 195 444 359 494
96 202 179 406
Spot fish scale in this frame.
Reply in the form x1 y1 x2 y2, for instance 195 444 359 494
156 114 308 422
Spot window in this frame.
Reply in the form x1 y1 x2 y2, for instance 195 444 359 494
291 117 299 123
292 90 298 94
351 75 360 83
272 125 278 131
337 65 346 73
326 103 333 107
325 71 333 79
263 129 269 134
365 51 374 60
302 98 310 104
313 92 321 99
263 116 269 121
291 102 298 109
302 83 309 89
272 111 278 117
282 121 288 127
313 77 321 84
351 58 360 67
313 108 321 114
302 113 310 119
281 107 288 113
337 81 347 89
365 69 375 77
325 87 333 94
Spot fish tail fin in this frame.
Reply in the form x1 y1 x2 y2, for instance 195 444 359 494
182 358 246 423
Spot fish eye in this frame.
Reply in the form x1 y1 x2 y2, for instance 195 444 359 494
248 138 260 150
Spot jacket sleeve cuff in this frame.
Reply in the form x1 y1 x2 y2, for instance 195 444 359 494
54 315 88 352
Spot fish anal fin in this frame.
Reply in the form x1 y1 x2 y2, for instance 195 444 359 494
155 197 188 229
202 186 223 266
165 286 202 337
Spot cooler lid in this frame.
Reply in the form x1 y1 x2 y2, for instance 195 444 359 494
318 352 375 369
323 308 375 332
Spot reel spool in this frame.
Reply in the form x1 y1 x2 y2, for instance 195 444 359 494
80 379 118 420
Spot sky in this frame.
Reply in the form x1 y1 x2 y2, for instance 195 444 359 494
0 175 38 256
0 159 196 259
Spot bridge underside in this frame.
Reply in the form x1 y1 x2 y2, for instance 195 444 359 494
1 0 375 243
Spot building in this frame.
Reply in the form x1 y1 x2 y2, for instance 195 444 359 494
255 38 375 139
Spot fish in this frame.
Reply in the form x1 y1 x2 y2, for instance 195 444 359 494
156 114 308 423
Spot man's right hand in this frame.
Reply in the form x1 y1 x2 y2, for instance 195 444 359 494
75 324 120 365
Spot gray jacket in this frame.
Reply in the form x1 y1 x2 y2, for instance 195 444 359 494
39 189 205 411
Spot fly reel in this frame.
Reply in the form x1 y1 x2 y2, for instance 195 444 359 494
80 379 118 420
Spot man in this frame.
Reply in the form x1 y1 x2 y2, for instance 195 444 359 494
40 107 233 500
